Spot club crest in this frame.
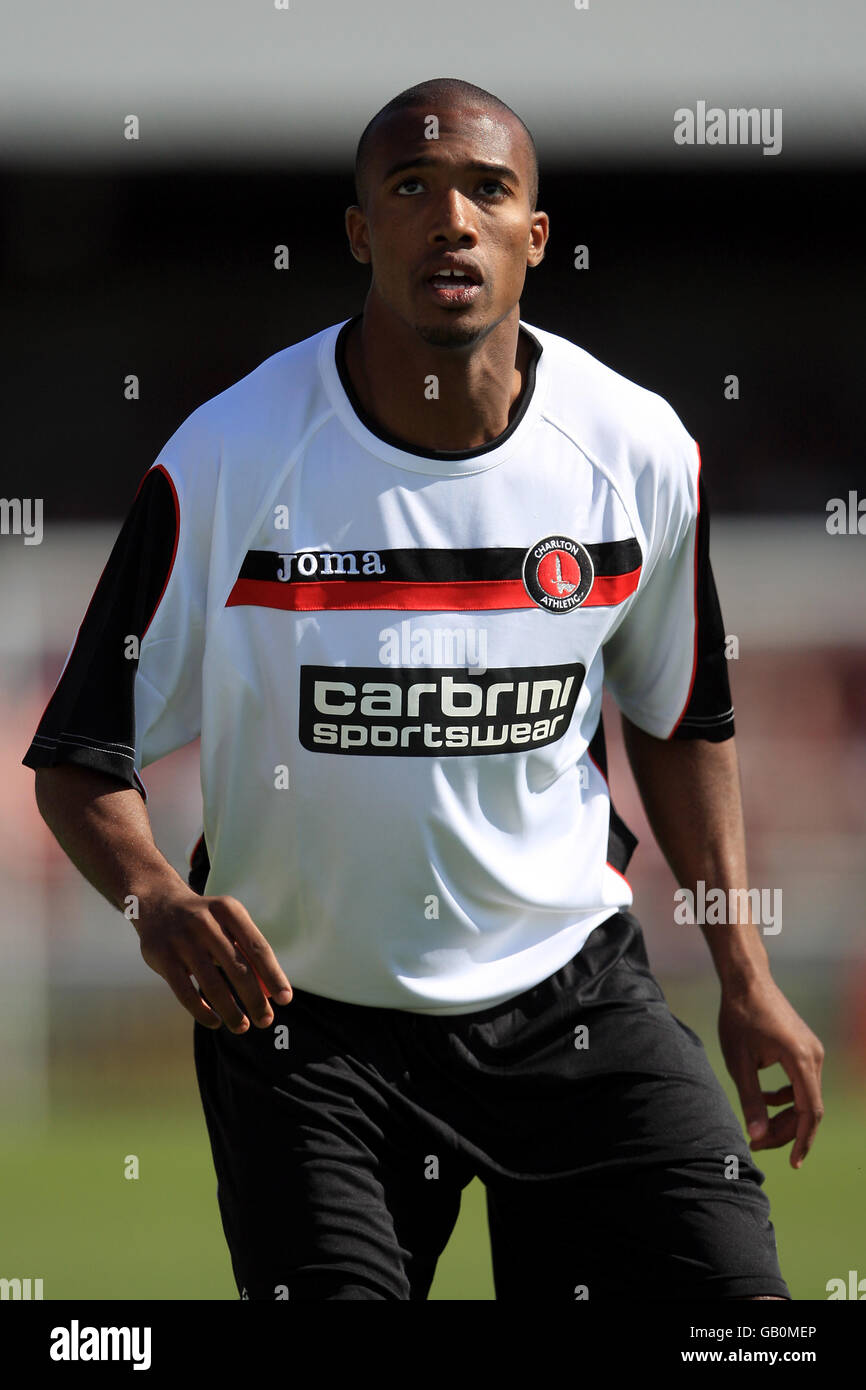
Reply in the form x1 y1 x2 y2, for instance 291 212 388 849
522 536 594 613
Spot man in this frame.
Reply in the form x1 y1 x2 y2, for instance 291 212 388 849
24 77 823 1301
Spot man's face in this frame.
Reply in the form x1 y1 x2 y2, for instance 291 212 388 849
346 104 548 348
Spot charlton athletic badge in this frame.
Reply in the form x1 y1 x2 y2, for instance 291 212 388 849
522 536 594 613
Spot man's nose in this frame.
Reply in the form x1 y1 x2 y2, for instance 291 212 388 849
428 188 478 242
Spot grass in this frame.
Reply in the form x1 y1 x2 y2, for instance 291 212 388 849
1 984 862 1301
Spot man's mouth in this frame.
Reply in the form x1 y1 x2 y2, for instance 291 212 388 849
427 268 483 307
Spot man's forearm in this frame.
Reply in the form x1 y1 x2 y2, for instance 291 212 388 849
33 764 293 1029
34 764 189 912
620 715 771 989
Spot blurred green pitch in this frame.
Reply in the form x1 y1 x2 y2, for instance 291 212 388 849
1 988 861 1302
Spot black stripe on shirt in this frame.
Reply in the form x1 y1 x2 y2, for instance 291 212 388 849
587 715 639 876
21 466 179 793
671 474 735 743
235 538 643 585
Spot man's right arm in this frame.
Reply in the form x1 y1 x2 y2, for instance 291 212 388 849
34 764 292 1032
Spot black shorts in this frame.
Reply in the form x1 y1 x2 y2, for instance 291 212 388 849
192 909 790 1301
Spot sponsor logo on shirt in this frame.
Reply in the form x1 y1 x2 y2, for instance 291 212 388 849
299 661 586 756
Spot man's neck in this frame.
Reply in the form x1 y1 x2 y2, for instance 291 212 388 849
343 295 530 453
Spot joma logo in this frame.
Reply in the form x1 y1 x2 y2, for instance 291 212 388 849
276 550 385 581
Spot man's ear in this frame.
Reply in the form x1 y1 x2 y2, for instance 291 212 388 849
345 205 372 265
528 211 549 268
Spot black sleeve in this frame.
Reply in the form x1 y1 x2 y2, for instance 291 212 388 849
670 474 735 742
21 467 179 792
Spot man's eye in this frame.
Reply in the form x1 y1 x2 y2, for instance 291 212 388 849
394 178 508 198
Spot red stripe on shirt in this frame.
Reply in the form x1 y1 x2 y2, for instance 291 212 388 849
225 568 641 613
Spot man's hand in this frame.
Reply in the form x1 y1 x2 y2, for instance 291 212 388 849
134 883 294 1033
32 764 293 1035
717 974 824 1169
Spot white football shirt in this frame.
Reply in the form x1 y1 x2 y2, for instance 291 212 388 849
24 315 734 1013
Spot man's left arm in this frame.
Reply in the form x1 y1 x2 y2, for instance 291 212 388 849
620 718 824 1169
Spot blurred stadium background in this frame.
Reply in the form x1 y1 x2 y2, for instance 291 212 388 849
2 0 864 1301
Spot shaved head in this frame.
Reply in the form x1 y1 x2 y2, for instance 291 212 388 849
354 78 539 212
